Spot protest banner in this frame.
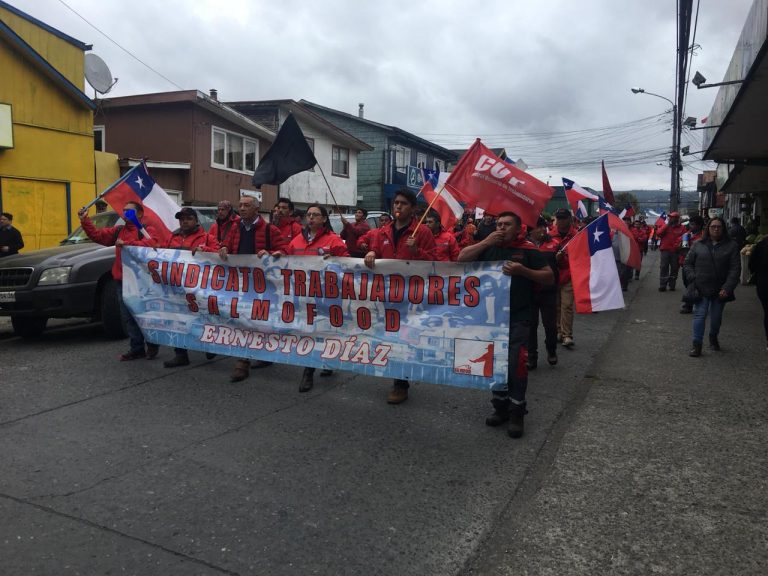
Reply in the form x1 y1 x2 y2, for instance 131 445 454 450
121 247 512 390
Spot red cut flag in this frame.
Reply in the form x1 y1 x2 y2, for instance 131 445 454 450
445 139 553 227
601 160 615 205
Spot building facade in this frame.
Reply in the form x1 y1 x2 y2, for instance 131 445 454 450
228 100 373 210
0 1 97 249
95 90 277 208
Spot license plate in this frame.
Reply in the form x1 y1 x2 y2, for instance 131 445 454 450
0 291 16 303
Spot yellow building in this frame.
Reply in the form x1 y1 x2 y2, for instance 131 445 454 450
0 1 98 250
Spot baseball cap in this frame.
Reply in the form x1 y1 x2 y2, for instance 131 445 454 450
175 207 198 220
554 208 571 219
536 216 549 227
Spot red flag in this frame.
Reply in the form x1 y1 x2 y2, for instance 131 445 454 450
445 139 553 227
601 160 615 205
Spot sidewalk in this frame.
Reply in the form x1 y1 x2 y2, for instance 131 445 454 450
469 251 768 575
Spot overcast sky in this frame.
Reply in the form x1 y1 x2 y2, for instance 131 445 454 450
10 0 756 193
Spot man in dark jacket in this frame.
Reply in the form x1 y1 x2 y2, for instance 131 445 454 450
459 211 554 438
728 217 748 250
0 212 23 257
528 217 559 369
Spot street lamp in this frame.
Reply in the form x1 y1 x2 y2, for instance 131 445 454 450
631 87 680 211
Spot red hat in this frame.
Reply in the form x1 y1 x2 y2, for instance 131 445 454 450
669 211 680 218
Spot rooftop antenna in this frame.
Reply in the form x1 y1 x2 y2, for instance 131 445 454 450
85 53 118 96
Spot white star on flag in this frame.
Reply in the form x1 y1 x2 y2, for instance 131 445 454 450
135 175 145 189
592 228 604 243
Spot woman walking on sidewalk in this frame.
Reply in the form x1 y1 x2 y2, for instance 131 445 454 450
682 217 741 357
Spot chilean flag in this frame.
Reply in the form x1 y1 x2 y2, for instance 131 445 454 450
566 213 625 313
102 162 180 238
421 168 463 231
655 211 668 227
618 204 636 219
607 212 642 270
562 178 598 216
598 195 620 216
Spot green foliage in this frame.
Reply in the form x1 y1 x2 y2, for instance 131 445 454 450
614 192 639 211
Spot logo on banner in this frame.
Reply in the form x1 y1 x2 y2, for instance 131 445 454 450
453 339 494 377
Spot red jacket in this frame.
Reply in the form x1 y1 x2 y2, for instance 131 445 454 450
166 225 208 251
356 228 379 254
285 228 349 256
370 219 436 260
276 219 303 244
81 217 164 281
223 218 287 254
207 212 240 249
340 219 371 257
433 229 460 262
631 226 649 249
657 223 686 251
549 224 578 284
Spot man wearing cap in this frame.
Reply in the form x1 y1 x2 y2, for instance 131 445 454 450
657 211 686 291
550 208 578 348
160 208 211 367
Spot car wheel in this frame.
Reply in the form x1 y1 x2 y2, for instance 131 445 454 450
100 279 126 339
11 316 48 338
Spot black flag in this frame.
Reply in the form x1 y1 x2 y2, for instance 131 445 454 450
251 113 317 187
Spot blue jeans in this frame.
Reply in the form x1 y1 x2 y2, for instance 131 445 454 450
116 281 145 353
692 296 725 344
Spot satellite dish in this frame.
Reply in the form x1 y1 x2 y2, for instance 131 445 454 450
85 53 117 95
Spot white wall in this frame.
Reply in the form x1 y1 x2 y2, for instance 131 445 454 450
279 112 359 210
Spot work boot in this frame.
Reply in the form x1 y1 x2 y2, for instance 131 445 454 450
709 335 721 351
230 359 251 382
120 349 145 361
251 360 273 369
526 353 538 371
299 367 314 392
146 343 160 360
562 336 574 348
689 341 702 357
547 352 558 366
387 380 409 404
485 396 510 427
205 352 217 360
319 369 333 377
163 352 190 368
507 403 527 439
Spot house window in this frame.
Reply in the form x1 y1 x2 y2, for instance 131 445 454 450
211 127 259 173
416 152 427 169
332 145 349 177
393 145 410 173
94 125 105 152
306 138 315 171
434 158 445 172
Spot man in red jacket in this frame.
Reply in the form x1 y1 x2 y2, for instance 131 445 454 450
364 189 436 404
78 201 166 361
631 220 649 279
218 194 287 382
657 211 686 291
207 200 240 249
162 207 211 368
274 197 303 243
339 208 371 257
549 209 578 348
425 210 460 261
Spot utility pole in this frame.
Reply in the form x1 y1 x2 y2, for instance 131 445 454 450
670 103 679 212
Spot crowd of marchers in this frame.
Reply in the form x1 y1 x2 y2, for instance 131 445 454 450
74 193 768 440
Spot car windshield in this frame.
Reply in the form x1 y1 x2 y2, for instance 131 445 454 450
61 212 122 245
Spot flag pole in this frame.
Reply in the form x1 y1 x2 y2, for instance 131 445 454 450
315 162 343 214
80 164 138 211
410 182 447 237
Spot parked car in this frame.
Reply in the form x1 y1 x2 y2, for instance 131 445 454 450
328 211 389 235
0 208 217 338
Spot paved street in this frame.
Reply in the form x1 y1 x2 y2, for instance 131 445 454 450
2 250 767 575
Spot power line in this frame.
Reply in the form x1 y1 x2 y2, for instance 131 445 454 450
56 0 184 90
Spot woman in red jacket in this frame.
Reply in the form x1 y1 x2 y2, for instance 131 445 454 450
283 204 349 392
